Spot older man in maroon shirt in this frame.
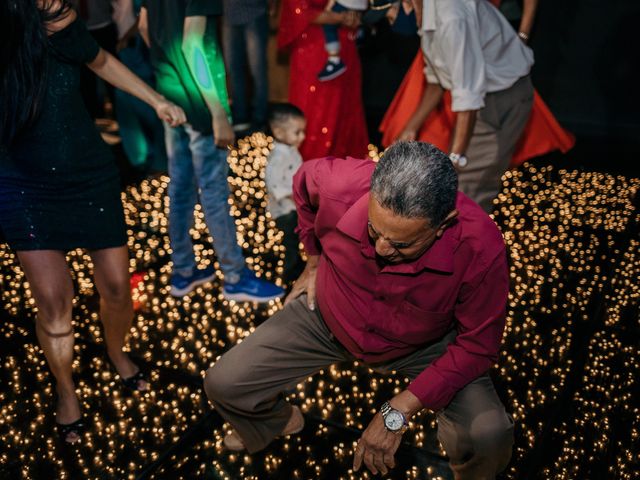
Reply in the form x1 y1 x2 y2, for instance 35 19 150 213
205 141 514 479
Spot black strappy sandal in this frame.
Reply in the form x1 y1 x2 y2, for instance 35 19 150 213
120 369 149 392
56 418 86 445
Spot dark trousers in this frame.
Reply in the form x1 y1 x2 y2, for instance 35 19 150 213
274 211 305 284
459 75 534 212
222 14 269 128
205 295 514 478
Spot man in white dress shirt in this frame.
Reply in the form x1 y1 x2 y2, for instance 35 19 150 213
401 0 534 211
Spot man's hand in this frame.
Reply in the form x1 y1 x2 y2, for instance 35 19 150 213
284 255 319 310
353 413 402 476
353 390 423 475
212 113 235 148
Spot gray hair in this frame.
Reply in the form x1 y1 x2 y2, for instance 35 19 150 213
370 141 458 225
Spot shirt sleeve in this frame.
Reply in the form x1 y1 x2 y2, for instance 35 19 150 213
186 0 222 17
421 39 441 85
292 159 323 256
50 18 100 64
438 18 487 112
407 249 509 410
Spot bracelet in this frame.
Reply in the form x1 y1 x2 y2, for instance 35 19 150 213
518 31 529 42
449 152 468 169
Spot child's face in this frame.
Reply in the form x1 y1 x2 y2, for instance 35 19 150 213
274 117 306 148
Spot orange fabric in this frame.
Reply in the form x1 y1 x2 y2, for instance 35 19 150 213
379 52 575 167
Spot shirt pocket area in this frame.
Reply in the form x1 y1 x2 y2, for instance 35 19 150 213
380 301 454 346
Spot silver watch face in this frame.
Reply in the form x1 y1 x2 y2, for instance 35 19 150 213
384 410 405 431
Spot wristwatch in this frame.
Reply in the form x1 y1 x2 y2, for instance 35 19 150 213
449 152 468 168
380 401 409 434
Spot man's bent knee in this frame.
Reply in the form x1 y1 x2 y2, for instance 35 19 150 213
470 409 514 468
203 361 239 404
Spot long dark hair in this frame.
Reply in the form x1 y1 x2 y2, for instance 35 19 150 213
0 0 72 146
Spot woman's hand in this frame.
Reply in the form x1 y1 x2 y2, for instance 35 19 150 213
398 126 418 141
341 10 361 29
155 99 186 127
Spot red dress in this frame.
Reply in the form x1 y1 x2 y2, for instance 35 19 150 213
278 0 369 161
379 7 575 167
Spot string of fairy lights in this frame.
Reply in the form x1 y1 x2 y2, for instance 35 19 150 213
0 133 638 479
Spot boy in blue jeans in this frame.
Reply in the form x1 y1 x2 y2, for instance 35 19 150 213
139 0 284 301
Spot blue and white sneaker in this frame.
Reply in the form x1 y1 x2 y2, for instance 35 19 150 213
318 59 347 82
223 268 285 302
170 266 216 297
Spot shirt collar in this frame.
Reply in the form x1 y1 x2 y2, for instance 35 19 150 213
422 0 437 32
336 192 457 274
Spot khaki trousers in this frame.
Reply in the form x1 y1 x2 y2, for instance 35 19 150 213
459 75 535 212
204 296 514 479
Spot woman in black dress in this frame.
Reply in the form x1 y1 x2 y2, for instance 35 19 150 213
0 0 185 444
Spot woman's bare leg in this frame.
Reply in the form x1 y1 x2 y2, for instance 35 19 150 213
17 250 81 442
89 245 148 389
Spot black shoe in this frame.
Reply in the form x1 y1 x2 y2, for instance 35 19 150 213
318 59 347 81
56 417 86 445
120 369 149 393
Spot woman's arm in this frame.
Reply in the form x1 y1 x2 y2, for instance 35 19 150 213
87 49 186 126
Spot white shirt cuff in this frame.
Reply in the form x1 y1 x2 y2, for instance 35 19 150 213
451 89 485 112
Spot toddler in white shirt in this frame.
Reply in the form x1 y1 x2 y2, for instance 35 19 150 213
266 103 307 283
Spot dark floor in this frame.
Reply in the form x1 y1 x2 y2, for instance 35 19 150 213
0 134 638 480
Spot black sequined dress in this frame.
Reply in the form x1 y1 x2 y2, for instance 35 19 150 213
0 18 127 251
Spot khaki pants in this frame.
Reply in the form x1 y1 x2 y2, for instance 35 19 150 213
205 296 514 479
459 75 534 212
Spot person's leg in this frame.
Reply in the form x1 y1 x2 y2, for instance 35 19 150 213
456 114 499 212
89 245 148 390
435 377 514 480
185 126 246 283
165 124 199 278
244 13 269 129
460 75 534 212
223 20 250 128
17 250 80 440
319 4 347 80
324 3 346 58
486 74 534 203
274 211 305 283
203 295 347 453
379 330 514 479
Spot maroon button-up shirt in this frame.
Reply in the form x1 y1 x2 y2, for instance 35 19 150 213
293 157 509 411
